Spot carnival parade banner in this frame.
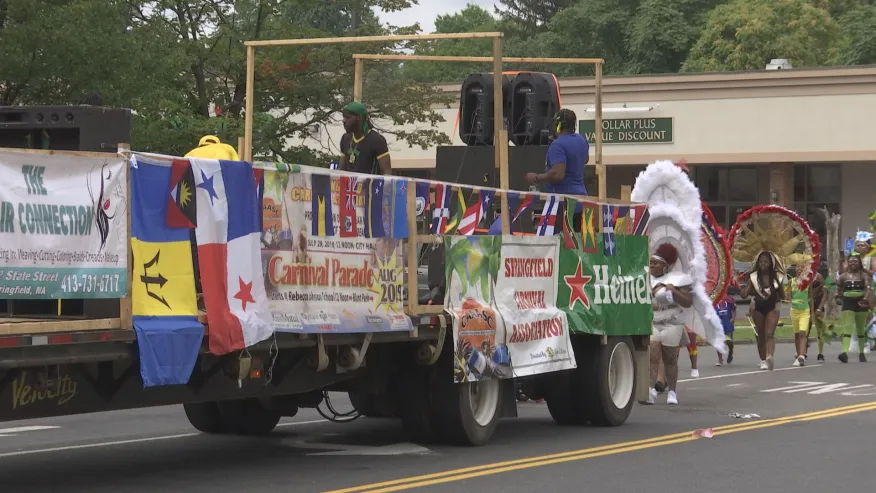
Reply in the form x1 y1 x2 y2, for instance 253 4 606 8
445 235 576 383
260 169 413 333
0 150 128 299
494 236 576 378
557 234 653 336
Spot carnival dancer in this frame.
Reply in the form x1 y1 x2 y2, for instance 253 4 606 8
729 205 821 371
837 252 871 363
788 260 818 366
715 292 736 365
809 268 828 362
632 160 728 404
648 244 693 404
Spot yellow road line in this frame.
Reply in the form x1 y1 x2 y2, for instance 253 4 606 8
324 401 876 493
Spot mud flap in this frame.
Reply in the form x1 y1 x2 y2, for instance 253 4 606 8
500 378 518 418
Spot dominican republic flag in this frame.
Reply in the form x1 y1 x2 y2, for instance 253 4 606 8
431 184 451 234
488 192 536 235
339 176 359 238
602 204 617 256
536 195 560 236
190 158 274 355
458 190 494 236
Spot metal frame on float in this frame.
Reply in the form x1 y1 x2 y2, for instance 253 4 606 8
242 32 607 220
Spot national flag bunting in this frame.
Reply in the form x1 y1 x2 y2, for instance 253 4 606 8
537 195 560 236
167 158 197 228
364 177 386 238
432 184 451 234
386 179 410 239
561 198 580 249
487 192 536 235
339 176 359 238
601 204 616 256
190 158 274 355
458 190 494 236
130 155 205 387
444 187 466 234
632 204 650 235
581 201 599 253
613 205 631 235
416 182 431 217
311 173 334 237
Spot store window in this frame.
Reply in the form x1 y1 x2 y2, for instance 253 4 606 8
693 166 759 231
792 164 842 238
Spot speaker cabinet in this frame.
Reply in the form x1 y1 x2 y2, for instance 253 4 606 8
458 73 511 146
0 105 131 319
509 73 560 146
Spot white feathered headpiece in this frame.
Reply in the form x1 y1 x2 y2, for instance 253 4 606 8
632 160 727 354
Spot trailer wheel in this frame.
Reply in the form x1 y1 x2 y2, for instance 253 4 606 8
183 402 225 433
218 399 282 435
433 378 502 446
583 336 637 427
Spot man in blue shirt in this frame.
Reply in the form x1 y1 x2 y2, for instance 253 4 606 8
525 108 590 226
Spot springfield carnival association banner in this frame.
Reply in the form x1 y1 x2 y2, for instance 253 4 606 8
557 234 653 336
0 151 128 299
260 170 413 333
445 235 575 383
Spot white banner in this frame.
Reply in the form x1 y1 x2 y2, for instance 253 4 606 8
495 236 576 377
0 151 128 299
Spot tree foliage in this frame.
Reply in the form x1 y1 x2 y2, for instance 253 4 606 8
0 0 451 164
494 0 574 38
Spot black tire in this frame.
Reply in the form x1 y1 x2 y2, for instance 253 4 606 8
217 399 282 435
348 390 388 418
396 366 439 444
543 370 587 426
183 401 226 433
582 336 637 427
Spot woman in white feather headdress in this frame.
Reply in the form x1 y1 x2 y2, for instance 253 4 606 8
632 160 727 405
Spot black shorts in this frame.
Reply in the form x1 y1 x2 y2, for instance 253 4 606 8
754 299 777 315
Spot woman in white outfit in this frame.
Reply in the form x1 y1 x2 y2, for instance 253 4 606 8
648 242 693 405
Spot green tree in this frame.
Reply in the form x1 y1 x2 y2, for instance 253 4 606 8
682 0 841 72
494 0 574 38
833 3 876 64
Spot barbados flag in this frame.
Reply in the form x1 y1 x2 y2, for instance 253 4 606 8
130 155 205 387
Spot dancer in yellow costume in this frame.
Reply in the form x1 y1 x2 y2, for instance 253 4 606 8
185 135 241 161
787 260 825 365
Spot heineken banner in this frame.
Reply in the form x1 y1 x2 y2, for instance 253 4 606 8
0 150 128 299
445 235 576 383
261 170 413 333
557 234 653 336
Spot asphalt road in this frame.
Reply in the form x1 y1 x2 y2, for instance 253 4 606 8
1 342 874 493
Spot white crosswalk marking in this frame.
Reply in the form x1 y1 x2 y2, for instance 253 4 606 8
0 425 61 436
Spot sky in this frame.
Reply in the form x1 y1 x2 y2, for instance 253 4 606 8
374 0 499 33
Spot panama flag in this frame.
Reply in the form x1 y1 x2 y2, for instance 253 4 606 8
189 158 274 355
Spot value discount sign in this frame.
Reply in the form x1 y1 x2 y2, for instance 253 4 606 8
557 234 653 336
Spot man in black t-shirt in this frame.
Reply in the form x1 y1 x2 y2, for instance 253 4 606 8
339 102 392 175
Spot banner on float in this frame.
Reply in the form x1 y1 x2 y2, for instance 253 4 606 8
495 236 576 378
557 234 653 336
445 235 575 383
260 170 413 333
0 151 128 299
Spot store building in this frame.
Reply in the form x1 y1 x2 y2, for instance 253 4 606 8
308 64 876 242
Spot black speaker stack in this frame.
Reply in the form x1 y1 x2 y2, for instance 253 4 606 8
0 105 132 319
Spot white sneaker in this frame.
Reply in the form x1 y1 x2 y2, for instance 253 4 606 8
667 390 678 405
691 369 700 378
715 361 723 367
793 357 801 367
759 360 768 370
767 356 775 371
645 387 657 405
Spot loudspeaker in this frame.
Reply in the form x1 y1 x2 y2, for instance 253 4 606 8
509 72 560 146
0 106 132 153
458 73 511 146
0 105 131 319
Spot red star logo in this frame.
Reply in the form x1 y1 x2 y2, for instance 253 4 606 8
564 260 592 310
233 277 256 311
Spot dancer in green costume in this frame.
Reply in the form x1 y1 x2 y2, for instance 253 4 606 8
837 252 871 363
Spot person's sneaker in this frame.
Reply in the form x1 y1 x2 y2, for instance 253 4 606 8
667 390 678 405
654 381 666 393
691 369 700 378
759 360 768 370
793 357 801 367
839 352 849 363
817 354 825 363
715 361 723 367
766 356 775 371
860 353 867 363
644 387 657 405
727 354 734 364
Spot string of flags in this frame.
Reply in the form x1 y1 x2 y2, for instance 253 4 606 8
171 165 650 243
